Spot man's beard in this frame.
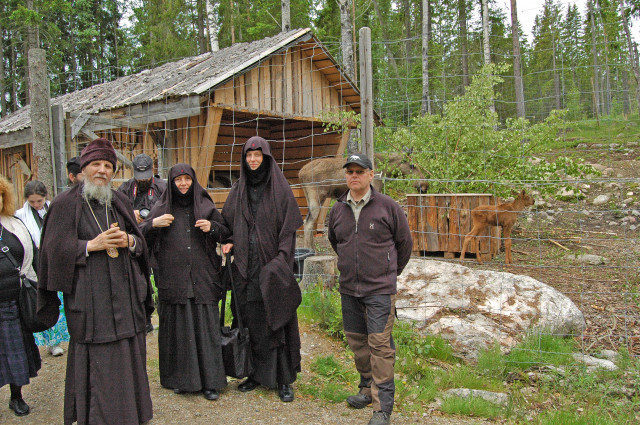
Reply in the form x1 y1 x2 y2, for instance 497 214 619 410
83 178 113 206
136 178 152 192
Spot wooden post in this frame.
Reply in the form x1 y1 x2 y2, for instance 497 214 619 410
51 104 66 194
28 48 55 195
359 27 374 166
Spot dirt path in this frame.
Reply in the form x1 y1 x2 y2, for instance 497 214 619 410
1 320 488 425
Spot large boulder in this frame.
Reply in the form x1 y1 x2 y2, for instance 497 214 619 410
396 259 585 359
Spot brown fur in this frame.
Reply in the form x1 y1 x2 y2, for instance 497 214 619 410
459 189 534 264
298 153 428 248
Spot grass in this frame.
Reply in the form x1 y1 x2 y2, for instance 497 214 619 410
440 395 505 419
298 283 640 423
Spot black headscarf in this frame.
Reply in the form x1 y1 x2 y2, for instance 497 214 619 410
147 163 211 219
223 136 303 280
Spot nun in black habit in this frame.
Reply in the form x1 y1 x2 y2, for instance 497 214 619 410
221 136 303 402
141 163 230 400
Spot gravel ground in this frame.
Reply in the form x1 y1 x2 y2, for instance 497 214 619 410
0 319 490 425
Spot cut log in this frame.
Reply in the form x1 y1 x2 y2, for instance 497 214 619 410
301 255 338 290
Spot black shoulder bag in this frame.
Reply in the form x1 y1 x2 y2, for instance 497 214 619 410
219 253 253 379
0 240 52 333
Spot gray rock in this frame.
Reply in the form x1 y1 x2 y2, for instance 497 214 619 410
623 198 633 205
631 225 638 231
600 349 618 361
610 143 620 148
577 143 588 149
608 221 618 226
572 254 608 265
396 260 585 359
572 353 617 371
588 163 607 172
592 194 611 205
444 388 509 406
632 210 640 217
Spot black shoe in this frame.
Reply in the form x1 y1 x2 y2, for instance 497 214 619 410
145 322 154 334
367 411 391 425
238 378 258 392
173 388 184 394
278 384 294 402
203 389 219 400
9 397 30 416
346 391 372 409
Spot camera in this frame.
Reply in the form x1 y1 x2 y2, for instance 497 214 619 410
139 208 150 219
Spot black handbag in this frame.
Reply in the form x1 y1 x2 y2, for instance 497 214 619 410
0 242 52 333
219 253 253 379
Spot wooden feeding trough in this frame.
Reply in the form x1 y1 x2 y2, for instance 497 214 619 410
407 193 502 260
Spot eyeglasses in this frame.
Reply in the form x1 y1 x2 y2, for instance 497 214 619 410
345 169 369 175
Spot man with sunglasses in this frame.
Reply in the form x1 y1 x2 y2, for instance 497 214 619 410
328 153 412 425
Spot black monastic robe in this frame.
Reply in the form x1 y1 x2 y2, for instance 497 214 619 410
37 185 153 425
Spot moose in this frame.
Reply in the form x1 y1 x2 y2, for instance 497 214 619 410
298 153 428 249
459 189 535 264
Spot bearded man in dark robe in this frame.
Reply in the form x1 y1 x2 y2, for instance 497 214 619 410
141 163 229 400
37 138 153 425
221 136 303 402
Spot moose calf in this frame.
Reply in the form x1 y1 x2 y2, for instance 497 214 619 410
459 189 534 264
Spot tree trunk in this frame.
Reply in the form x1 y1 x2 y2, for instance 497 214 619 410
588 0 600 117
553 38 561 110
0 21 5 118
24 0 39 105
206 0 219 51
459 0 469 87
10 38 18 110
421 0 431 115
29 48 54 195
281 0 291 32
403 0 412 67
619 0 640 115
197 0 207 53
230 0 235 44
482 0 490 66
510 0 525 118
338 0 355 81
371 0 400 77
621 64 631 117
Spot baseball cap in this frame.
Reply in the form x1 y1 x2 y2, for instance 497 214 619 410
343 153 373 170
133 154 153 180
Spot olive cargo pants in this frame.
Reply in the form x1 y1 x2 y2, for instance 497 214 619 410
341 294 396 413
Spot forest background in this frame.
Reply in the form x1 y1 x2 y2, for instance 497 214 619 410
3 0 640 129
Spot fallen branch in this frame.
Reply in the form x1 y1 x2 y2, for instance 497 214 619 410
549 239 570 251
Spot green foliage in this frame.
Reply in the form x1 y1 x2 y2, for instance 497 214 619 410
535 408 630 425
299 284 344 340
318 109 361 135
440 395 505 419
297 355 356 402
505 331 578 370
380 63 596 197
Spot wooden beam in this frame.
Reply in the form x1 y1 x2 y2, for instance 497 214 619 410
70 113 91 139
196 105 223 185
0 128 32 148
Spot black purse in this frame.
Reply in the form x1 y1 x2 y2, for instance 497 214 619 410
219 253 253 379
0 241 52 333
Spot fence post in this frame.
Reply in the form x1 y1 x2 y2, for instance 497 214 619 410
28 48 55 195
359 27 374 167
51 104 66 195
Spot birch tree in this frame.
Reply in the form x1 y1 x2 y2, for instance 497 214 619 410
206 0 220 51
619 0 640 114
282 0 291 31
422 0 431 115
510 0 525 117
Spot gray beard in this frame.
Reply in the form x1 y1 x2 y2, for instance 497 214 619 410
82 179 113 207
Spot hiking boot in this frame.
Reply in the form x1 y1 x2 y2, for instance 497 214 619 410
367 411 391 425
346 391 372 409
